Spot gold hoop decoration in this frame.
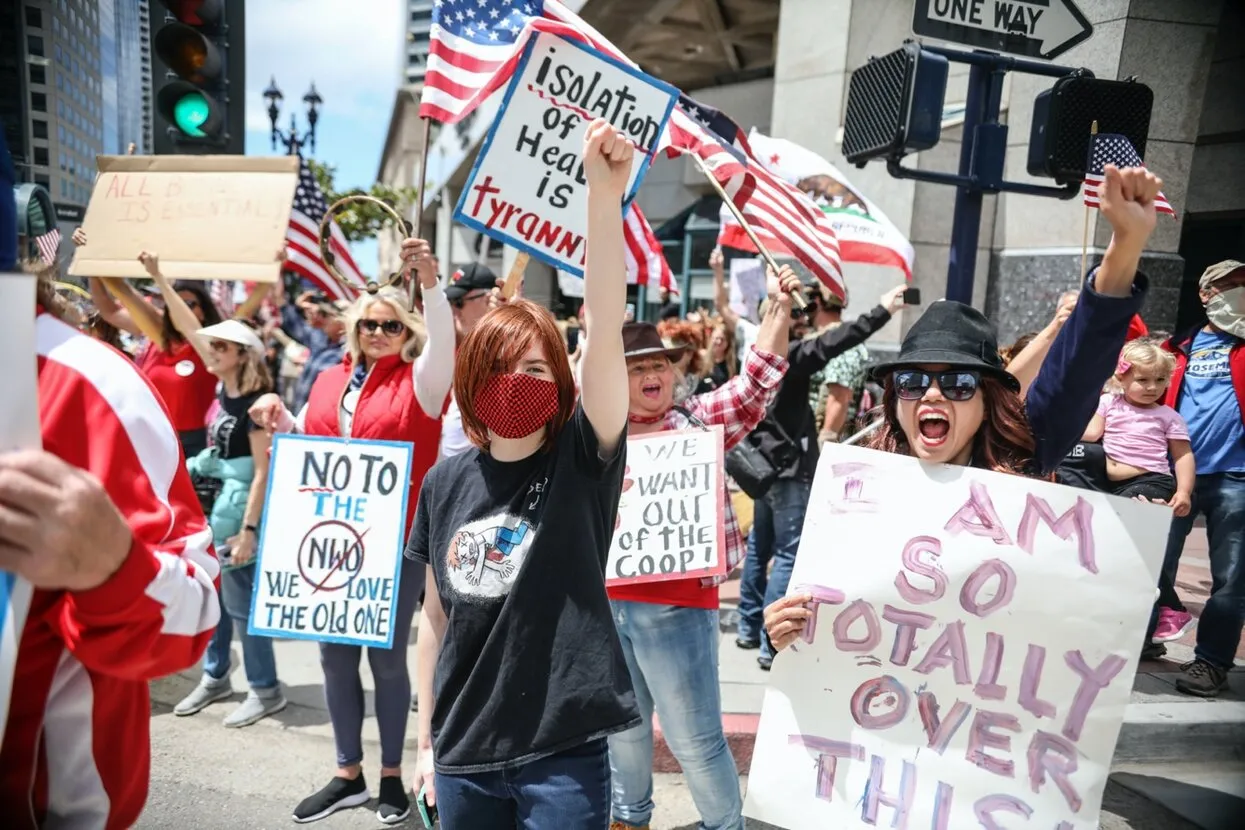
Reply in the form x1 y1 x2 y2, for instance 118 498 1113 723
318 194 413 296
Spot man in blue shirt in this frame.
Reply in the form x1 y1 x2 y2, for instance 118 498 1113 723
1154 259 1245 696
282 290 347 414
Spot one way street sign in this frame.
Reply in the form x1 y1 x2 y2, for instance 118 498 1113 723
912 0 1093 61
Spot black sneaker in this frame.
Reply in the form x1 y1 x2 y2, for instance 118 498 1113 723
1140 641 1167 662
757 654 773 671
292 775 370 823
735 637 760 650
377 776 411 824
1174 659 1229 697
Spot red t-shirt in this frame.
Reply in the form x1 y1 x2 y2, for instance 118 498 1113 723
1126 314 1148 342
137 341 217 432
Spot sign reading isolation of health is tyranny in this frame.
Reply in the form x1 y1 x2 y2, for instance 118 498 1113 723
250 435 412 648
455 31 679 276
744 443 1168 830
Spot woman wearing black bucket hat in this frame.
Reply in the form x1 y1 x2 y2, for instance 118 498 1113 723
766 163 1167 651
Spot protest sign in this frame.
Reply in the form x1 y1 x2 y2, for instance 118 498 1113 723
454 31 678 276
744 443 1169 830
0 271 41 750
249 434 412 648
728 255 766 323
606 428 726 586
69 155 299 282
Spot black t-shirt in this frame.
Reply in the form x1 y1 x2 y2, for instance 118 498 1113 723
407 404 640 773
210 390 263 459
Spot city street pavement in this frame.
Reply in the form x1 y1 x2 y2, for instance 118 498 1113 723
144 528 1244 829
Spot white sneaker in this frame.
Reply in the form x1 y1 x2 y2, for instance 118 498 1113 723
222 689 288 728
173 676 233 716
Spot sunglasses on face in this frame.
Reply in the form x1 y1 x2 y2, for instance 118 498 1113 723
358 319 406 337
893 369 982 402
208 340 234 353
180 297 201 310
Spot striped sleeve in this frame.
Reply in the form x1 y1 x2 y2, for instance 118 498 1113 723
36 315 220 681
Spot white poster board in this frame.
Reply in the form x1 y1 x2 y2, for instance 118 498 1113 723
454 32 678 276
249 434 413 648
0 272 41 750
606 428 726 587
728 256 766 322
745 443 1170 830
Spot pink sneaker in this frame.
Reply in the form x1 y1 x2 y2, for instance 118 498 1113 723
1152 607 1195 643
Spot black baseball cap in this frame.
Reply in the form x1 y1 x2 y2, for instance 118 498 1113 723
446 263 499 301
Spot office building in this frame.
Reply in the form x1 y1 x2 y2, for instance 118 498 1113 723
404 0 433 86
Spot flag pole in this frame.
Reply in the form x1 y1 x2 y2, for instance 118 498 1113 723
409 116 434 307
682 150 807 310
1080 120 1098 282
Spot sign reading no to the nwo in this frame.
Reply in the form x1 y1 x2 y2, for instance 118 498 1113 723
249 434 413 648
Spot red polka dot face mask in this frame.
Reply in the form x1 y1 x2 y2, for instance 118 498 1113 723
474 372 560 440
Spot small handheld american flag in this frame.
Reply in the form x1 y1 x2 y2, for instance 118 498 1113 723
1083 133 1174 217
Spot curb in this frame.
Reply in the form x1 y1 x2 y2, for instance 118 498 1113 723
653 713 759 775
1113 700 1245 764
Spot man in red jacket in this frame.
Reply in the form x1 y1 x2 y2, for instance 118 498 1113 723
0 275 220 827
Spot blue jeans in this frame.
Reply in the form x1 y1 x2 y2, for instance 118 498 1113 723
736 477 813 659
1146 472 1245 669
608 601 742 830
203 564 278 690
434 738 610 829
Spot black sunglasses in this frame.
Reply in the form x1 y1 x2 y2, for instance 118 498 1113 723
357 319 406 336
893 369 981 402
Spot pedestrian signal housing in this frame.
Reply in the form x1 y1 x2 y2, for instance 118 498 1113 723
842 42 948 167
1027 76 1154 184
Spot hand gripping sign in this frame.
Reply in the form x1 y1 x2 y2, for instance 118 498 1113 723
454 31 679 276
249 434 413 648
744 443 1170 830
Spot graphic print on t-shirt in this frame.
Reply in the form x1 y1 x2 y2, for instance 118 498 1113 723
445 512 536 599
1187 342 1231 379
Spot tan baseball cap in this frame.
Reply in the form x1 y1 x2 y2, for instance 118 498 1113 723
1199 260 1245 291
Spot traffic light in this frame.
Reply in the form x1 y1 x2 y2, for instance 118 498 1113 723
1027 76 1154 185
151 0 245 154
842 42 948 167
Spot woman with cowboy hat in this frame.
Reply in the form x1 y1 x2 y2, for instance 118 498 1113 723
764 165 1167 652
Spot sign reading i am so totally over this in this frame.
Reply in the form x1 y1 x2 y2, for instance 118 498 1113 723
249 435 412 648
744 443 1170 830
454 32 679 276
606 428 726 586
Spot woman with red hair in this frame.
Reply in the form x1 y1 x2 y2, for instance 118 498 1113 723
406 120 639 827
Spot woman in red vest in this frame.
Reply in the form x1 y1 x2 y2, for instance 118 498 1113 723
251 239 452 824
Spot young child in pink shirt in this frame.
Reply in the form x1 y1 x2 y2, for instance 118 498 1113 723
1081 341 1196 642
1082 340 1195 505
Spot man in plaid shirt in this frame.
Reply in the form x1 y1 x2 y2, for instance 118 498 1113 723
604 268 798 830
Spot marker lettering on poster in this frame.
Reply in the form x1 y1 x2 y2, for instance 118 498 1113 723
454 32 678 276
607 428 726 587
250 436 413 648
744 444 1170 830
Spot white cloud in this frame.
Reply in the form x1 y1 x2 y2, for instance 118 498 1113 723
243 0 403 148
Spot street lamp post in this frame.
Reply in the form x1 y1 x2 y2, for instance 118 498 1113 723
263 77 323 156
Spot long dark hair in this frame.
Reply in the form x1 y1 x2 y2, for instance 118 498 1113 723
162 280 222 350
866 373 1038 476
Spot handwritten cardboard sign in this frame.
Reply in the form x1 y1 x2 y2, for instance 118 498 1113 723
0 271 41 750
454 32 678 276
69 155 299 282
744 443 1170 830
249 434 412 648
606 427 726 586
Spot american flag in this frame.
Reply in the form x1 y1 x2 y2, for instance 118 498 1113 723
1084 133 1174 216
668 95 845 298
34 228 61 264
625 205 677 295
286 159 366 302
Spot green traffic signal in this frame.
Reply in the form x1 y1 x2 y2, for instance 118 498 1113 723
172 92 211 137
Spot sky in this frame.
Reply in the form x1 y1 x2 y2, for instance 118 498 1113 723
243 0 404 276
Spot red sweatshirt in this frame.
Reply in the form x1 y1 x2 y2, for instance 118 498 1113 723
0 312 220 829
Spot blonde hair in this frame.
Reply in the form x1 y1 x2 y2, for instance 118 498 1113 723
344 287 428 365
1108 340 1175 393
236 346 273 396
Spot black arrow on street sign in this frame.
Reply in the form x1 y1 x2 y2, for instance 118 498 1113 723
912 0 1093 61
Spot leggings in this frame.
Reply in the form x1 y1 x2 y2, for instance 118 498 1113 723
319 559 424 769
